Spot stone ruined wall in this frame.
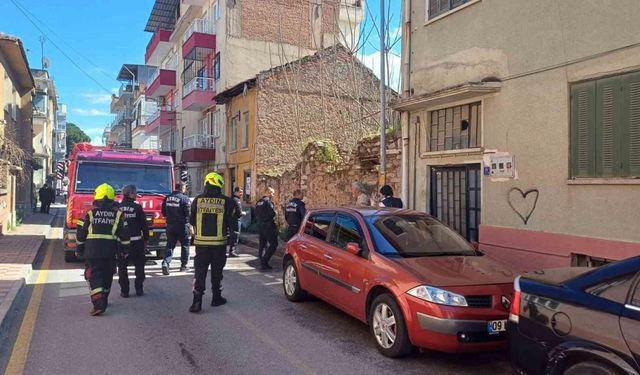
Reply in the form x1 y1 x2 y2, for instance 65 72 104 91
255 135 402 226
254 45 382 177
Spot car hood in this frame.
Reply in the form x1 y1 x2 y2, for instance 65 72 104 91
393 255 516 287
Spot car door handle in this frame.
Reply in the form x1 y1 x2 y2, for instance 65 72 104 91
323 254 333 260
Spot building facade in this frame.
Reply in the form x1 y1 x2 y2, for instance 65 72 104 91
143 0 363 195
0 34 34 232
31 69 56 189
394 0 640 269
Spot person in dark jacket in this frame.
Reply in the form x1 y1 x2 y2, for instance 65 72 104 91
39 184 53 213
284 189 306 241
379 185 403 208
161 183 191 275
228 187 246 257
75 183 130 316
118 185 150 297
255 187 278 271
188 172 235 313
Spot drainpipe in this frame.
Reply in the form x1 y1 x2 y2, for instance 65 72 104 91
400 0 411 206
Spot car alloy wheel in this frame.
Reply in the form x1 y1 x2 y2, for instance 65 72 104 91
373 302 397 349
284 263 297 297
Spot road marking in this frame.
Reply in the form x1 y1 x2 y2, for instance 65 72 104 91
264 281 281 286
4 228 59 375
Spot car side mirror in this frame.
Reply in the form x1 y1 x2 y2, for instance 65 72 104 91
346 242 361 256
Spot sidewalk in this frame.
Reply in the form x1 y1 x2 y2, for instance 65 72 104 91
0 207 58 335
239 232 287 258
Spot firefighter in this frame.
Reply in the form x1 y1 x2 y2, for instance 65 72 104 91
255 187 278 271
284 189 306 241
118 184 149 297
161 182 191 275
75 183 130 316
189 172 235 313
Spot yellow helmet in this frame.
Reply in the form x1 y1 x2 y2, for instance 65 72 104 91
94 183 116 201
204 172 224 188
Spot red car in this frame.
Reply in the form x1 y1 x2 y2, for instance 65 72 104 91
282 207 516 357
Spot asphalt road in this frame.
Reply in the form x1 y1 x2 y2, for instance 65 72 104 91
1 216 511 375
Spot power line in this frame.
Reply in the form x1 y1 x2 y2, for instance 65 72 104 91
9 0 113 94
12 0 114 82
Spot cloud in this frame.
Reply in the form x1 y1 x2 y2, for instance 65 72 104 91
358 51 402 92
80 92 112 104
83 127 106 137
72 108 110 117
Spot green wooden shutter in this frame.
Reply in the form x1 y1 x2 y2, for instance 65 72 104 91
571 82 597 177
621 71 640 177
595 76 622 177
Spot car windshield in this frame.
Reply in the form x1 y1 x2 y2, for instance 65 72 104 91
75 162 172 195
366 214 476 258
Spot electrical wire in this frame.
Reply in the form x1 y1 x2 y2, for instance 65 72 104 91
9 0 113 94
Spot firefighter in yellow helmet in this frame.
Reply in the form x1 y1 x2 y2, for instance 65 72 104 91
188 172 236 312
76 183 130 316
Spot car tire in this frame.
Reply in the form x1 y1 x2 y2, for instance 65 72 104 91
564 361 619 375
64 251 77 263
283 258 306 302
369 293 414 358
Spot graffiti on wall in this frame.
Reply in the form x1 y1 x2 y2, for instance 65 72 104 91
508 188 539 225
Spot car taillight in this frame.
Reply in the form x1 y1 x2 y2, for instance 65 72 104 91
509 276 521 323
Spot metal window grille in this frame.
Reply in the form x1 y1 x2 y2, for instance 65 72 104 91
428 102 481 152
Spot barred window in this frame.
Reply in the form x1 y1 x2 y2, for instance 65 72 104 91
427 0 472 20
427 102 481 152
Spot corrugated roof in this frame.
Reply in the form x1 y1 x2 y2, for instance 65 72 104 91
0 33 34 95
144 0 179 33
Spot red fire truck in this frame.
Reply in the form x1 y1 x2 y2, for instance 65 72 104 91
63 143 175 262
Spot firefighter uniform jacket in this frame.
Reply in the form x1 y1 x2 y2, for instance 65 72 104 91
285 198 306 227
255 197 277 229
190 192 235 246
162 191 190 229
119 197 149 242
76 200 130 259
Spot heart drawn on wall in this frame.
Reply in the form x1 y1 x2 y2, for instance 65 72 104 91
507 188 539 225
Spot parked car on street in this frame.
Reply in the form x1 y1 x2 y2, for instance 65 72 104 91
508 256 640 375
282 207 516 357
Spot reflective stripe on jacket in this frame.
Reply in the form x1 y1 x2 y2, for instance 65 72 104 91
190 193 235 246
76 200 130 259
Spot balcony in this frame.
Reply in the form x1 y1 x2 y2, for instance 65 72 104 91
145 106 176 134
146 69 177 98
182 17 216 57
182 77 216 111
145 29 172 65
181 0 207 6
182 134 215 162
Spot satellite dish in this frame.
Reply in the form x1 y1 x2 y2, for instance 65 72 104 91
42 56 50 69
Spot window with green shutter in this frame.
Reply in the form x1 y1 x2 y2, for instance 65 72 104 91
570 70 640 178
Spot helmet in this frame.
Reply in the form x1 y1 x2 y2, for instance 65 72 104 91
204 172 224 188
94 183 116 201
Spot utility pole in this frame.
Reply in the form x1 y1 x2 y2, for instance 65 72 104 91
39 35 46 69
379 0 387 186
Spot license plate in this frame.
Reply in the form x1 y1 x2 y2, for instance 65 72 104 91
487 319 507 334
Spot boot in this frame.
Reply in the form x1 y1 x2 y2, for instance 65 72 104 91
211 293 227 307
136 288 144 297
189 293 202 313
228 246 238 257
162 262 170 275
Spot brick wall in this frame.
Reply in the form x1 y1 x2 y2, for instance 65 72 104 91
254 45 383 177
256 135 402 225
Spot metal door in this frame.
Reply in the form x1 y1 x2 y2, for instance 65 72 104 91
430 164 481 241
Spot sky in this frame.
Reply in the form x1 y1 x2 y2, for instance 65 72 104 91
0 0 401 146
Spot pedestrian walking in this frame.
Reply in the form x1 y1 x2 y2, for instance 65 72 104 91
255 187 278 271
75 183 130 316
378 185 403 208
284 189 306 241
228 187 246 257
189 172 235 313
161 182 191 275
39 184 53 213
117 185 149 297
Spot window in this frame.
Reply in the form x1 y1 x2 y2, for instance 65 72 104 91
229 116 237 151
209 110 219 138
427 0 473 20
331 215 364 249
214 53 221 81
587 273 635 305
304 213 334 241
570 71 640 178
427 102 481 152
242 111 249 149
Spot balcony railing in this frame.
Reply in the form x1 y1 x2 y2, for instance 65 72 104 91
184 17 216 44
183 134 215 150
183 77 215 97
147 105 175 125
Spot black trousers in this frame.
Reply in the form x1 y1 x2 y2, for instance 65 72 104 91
258 225 278 266
286 225 300 241
193 245 227 296
118 240 146 294
164 225 190 266
84 258 116 310
40 202 51 214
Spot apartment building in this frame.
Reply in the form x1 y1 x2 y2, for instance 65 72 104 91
54 103 67 163
143 0 363 195
0 34 34 232
31 68 56 189
394 0 640 269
